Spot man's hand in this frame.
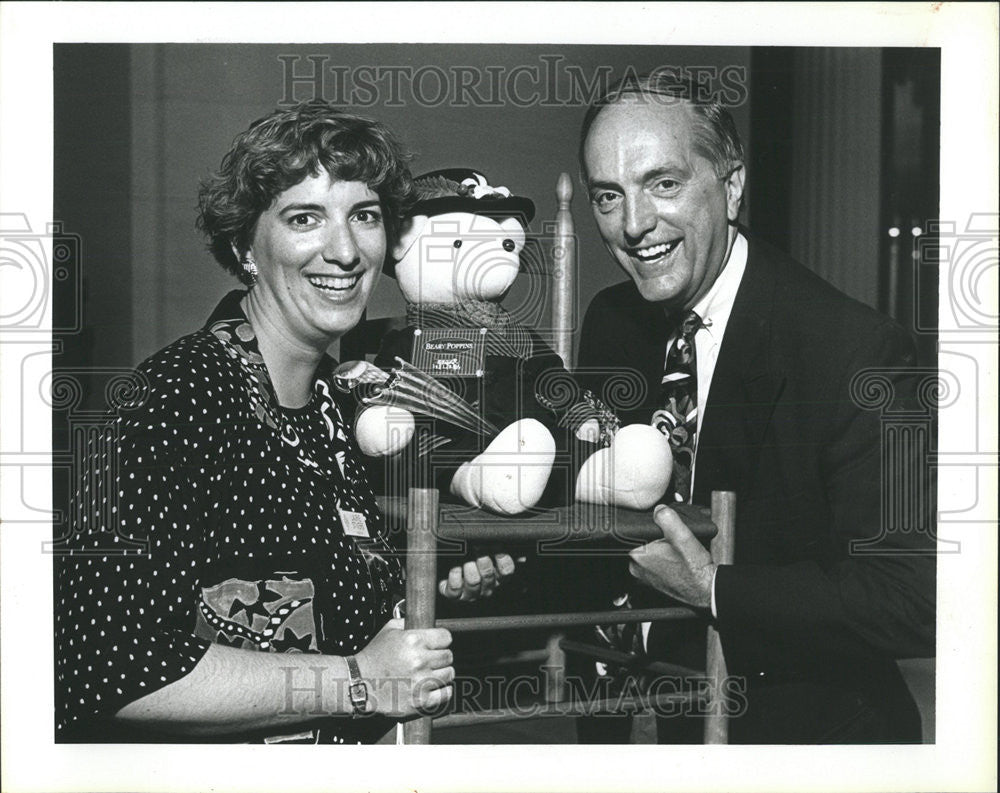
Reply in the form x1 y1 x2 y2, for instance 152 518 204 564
628 504 715 609
438 554 515 601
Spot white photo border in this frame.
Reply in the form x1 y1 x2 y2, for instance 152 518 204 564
1 3 996 792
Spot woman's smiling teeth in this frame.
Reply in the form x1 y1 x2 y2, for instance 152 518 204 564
632 239 681 262
307 273 361 292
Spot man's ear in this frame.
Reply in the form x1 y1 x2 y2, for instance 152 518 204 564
391 215 430 262
725 164 746 223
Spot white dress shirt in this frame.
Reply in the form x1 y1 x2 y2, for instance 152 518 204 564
690 230 748 476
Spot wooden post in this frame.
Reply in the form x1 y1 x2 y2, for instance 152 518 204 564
552 172 576 369
543 632 566 704
402 487 439 744
704 490 736 744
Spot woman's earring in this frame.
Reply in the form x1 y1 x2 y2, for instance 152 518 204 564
242 251 258 281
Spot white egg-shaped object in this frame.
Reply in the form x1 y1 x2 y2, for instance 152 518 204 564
576 423 672 510
450 418 556 515
354 405 415 457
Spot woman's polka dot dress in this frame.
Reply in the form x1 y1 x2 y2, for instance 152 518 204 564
54 290 403 744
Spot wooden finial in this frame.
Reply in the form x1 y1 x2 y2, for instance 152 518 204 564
552 171 577 369
556 172 574 209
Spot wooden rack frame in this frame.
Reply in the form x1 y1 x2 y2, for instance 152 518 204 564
397 488 736 744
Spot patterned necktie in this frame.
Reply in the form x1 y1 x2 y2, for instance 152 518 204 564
590 309 704 685
653 309 702 503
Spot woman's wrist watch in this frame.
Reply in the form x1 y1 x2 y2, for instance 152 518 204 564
345 655 368 717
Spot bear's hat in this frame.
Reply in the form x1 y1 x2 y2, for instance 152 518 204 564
407 168 535 223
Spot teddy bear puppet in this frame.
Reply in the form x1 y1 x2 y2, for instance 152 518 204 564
335 169 672 516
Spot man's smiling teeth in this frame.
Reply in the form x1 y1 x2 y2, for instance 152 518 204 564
633 240 680 261
307 273 361 291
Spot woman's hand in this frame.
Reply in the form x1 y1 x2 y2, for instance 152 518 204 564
354 618 454 717
439 553 516 600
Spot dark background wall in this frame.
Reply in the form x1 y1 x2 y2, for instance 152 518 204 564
106 44 753 365
53 45 133 380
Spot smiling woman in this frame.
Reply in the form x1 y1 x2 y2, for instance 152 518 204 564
195 103 409 405
239 175 386 406
248 176 385 347
54 101 511 745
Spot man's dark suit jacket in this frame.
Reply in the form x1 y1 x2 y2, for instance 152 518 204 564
576 233 936 743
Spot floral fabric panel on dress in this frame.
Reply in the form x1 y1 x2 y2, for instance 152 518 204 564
194 576 318 653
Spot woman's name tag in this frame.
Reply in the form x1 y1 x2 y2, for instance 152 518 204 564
338 508 370 538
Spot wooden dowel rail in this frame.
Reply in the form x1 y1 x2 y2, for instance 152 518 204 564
437 606 698 633
432 690 701 730
380 496 718 544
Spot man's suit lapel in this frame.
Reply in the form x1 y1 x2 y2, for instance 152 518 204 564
613 293 673 426
693 235 787 506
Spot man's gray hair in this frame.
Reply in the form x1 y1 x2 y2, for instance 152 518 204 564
579 71 745 180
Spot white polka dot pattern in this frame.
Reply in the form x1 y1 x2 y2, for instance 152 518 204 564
54 291 403 744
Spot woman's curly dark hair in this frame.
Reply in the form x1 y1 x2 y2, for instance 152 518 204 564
197 100 414 283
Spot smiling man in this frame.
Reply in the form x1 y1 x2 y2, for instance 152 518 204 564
583 92 744 312
575 73 936 744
